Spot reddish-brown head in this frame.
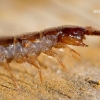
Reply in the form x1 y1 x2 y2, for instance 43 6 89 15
57 26 88 46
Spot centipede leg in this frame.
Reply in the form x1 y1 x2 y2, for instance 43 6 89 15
2 62 19 88
54 42 80 56
27 57 42 82
44 50 69 73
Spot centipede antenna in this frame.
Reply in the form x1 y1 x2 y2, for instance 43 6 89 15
27 57 43 82
2 62 19 88
44 50 69 73
85 27 100 36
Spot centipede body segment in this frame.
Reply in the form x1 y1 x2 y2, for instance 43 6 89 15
0 25 100 88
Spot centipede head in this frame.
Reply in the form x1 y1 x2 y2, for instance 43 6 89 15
58 26 100 47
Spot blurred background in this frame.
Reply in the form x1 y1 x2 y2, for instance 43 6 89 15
0 0 100 46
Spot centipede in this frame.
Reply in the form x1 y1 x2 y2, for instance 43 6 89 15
0 25 100 88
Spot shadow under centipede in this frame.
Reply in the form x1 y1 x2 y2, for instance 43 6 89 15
1 63 37 80
87 80 99 85
0 73 36 88
52 88 72 98
0 73 16 85
0 84 17 91
0 73 17 87
0 73 11 79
